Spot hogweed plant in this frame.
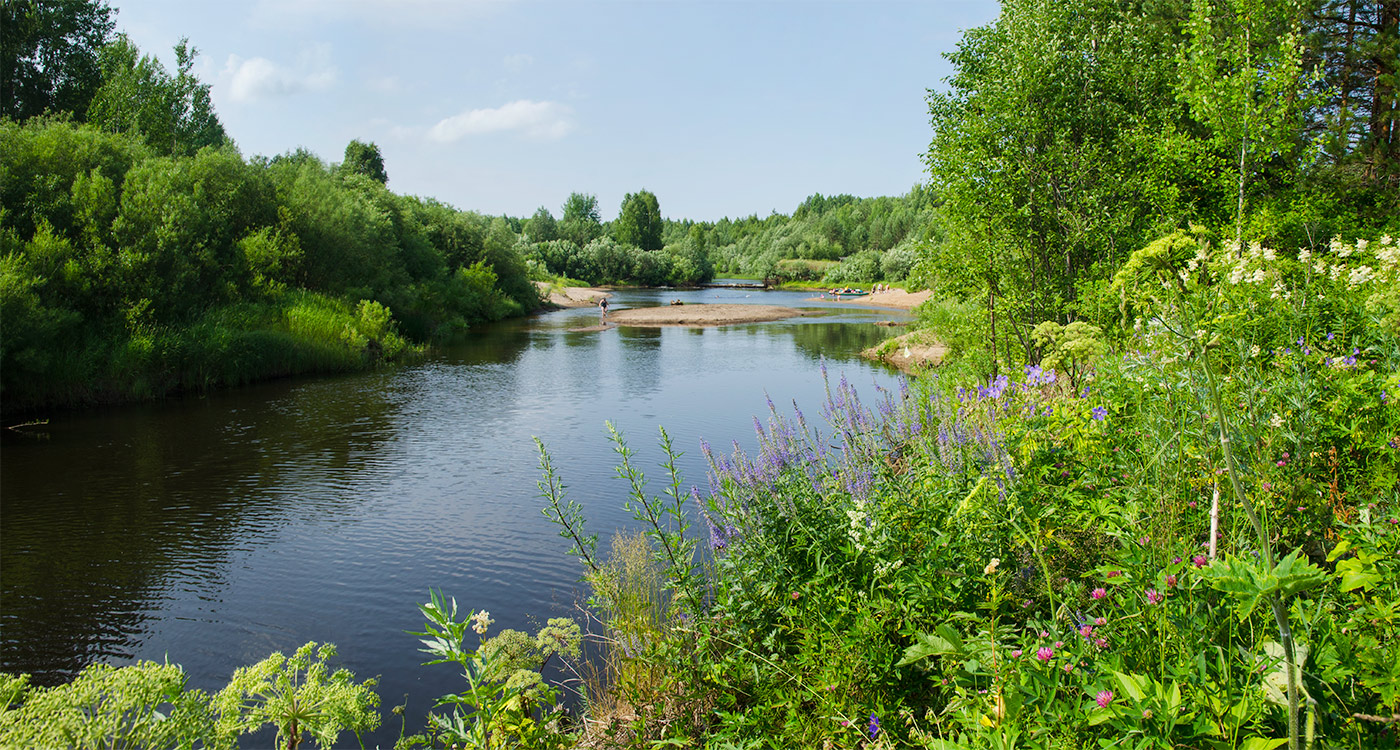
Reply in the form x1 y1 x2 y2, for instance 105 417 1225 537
1111 227 1400 750
402 589 579 750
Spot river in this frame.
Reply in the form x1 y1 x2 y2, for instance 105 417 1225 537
0 285 910 744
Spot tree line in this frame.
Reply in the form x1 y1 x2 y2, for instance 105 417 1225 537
917 0 1398 373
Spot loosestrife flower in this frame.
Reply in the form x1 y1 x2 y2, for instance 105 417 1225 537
1096 690 1115 708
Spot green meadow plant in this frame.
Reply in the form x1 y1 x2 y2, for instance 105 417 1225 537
211 641 380 750
0 643 380 750
400 589 579 750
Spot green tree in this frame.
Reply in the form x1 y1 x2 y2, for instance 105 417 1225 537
1307 0 1400 184
340 139 387 185
525 206 559 242
924 0 1188 369
560 191 602 247
1180 0 1312 249
86 35 228 156
0 0 116 119
615 189 663 251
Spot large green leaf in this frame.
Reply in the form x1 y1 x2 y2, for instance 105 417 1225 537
1199 549 1327 617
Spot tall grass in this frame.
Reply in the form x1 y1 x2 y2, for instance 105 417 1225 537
2 291 420 414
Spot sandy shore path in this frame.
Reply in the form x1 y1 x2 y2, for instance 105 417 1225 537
536 282 612 308
861 328 948 372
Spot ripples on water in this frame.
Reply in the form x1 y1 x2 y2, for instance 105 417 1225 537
0 287 908 744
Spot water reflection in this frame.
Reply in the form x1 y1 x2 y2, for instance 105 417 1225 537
0 288 909 745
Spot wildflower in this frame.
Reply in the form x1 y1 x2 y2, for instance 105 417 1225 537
1165 574 1178 588
471 610 494 635
1107 570 1122 579
868 713 880 739
1036 647 1054 661
1091 587 1107 600
1095 617 1106 626
1011 649 1023 658
1079 625 1094 637
1270 413 1284 429
1172 556 1182 564
1145 589 1163 605
1094 637 1109 649
1054 641 1064 649
1064 663 1075 673
984 558 1000 576
1096 690 1114 708
1092 406 1107 421
791 592 801 601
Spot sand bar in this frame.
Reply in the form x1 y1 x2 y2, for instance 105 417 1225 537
606 304 809 327
861 328 948 373
536 282 612 308
810 288 933 311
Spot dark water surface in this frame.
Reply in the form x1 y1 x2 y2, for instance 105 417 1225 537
0 286 908 744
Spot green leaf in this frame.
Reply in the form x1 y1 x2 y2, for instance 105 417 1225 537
1336 557 1382 592
1239 737 1289 750
1114 672 1148 702
897 632 957 667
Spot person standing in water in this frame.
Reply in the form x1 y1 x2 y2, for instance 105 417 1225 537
599 296 609 321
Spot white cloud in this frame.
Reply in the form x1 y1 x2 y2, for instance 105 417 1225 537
366 74 402 94
428 100 574 142
223 44 337 103
503 54 533 73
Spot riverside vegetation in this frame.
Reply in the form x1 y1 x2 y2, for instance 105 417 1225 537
4 229 1395 749
4 0 1400 747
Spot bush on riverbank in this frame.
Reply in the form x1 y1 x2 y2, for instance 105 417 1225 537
0 119 536 414
533 231 1399 748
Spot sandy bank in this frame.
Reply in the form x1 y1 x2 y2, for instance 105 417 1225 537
861 328 948 373
809 288 934 311
603 303 810 328
535 282 612 308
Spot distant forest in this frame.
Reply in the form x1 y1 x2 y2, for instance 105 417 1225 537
4 0 1397 413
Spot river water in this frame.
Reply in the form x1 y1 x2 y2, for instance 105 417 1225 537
0 285 908 743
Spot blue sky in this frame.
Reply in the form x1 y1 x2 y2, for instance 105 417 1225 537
110 0 1000 223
